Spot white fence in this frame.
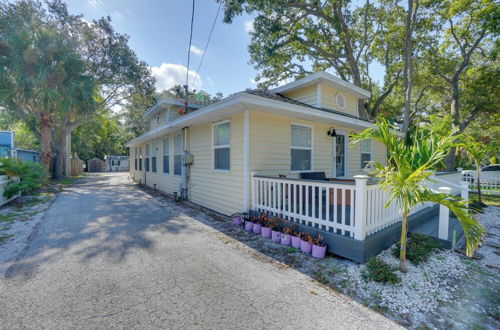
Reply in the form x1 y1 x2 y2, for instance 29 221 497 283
251 171 468 241
461 170 500 195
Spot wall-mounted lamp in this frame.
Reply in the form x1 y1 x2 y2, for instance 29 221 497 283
327 128 337 137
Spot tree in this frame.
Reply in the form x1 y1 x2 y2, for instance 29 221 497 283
351 119 483 272
424 0 498 170
0 2 97 172
219 0 402 120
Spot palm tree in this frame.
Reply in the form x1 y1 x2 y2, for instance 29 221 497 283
460 135 487 206
351 119 483 272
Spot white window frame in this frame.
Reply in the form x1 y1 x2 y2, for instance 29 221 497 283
162 137 169 174
360 139 373 170
290 123 313 173
332 130 348 178
212 120 231 173
173 133 183 176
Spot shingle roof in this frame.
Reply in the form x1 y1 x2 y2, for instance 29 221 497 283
243 89 371 122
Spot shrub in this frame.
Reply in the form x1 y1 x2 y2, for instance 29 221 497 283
362 256 401 284
0 158 47 198
392 233 441 265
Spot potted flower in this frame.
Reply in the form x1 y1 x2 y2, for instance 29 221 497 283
244 213 254 232
252 213 263 235
261 215 276 239
281 227 294 246
231 213 242 226
311 234 327 259
299 232 313 254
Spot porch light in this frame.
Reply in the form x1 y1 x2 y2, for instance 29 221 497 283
327 128 337 137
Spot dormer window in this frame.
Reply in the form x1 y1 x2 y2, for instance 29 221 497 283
336 93 345 109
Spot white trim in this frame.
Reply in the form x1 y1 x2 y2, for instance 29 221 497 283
332 130 348 178
212 120 231 172
316 83 321 108
290 122 314 173
126 92 374 147
243 110 250 210
272 71 371 98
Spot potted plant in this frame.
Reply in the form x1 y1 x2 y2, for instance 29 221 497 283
261 215 276 239
252 213 263 235
311 234 327 259
281 227 294 246
299 232 313 254
231 213 243 226
244 213 254 232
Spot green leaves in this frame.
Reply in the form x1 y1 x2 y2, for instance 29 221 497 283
351 118 484 256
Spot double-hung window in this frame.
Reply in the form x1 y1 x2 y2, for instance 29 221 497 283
145 144 150 172
291 124 312 171
174 133 183 176
151 142 158 172
134 148 137 170
162 137 169 173
138 147 143 170
360 139 372 169
213 121 230 171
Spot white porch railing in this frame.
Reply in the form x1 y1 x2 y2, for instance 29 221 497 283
251 172 470 241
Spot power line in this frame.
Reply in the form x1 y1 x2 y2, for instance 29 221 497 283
192 2 222 88
184 0 196 113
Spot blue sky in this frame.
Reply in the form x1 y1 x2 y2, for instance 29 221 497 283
65 0 257 96
65 0 384 97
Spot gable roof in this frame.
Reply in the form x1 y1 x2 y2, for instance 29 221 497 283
272 71 371 99
143 97 204 119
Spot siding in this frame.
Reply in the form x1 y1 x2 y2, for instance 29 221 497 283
248 111 386 178
189 112 245 215
320 84 358 117
281 85 317 107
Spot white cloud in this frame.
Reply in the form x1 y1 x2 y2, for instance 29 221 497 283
151 63 203 92
190 45 204 56
249 78 257 85
244 20 255 34
88 0 103 7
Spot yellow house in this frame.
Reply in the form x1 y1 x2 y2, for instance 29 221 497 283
127 71 385 214
126 71 464 262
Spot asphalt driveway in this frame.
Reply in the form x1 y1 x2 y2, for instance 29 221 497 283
0 173 400 329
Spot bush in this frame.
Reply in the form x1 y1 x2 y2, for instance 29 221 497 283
362 256 400 284
392 233 441 265
0 158 47 198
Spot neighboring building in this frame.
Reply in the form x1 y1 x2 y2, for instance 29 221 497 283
0 131 40 163
126 71 463 262
105 155 129 172
87 157 106 172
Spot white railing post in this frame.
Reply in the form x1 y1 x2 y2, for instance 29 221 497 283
461 180 469 205
354 175 368 240
438 187 452 240
250 171 258 211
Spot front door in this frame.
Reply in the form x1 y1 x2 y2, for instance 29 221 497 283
334 134 346 177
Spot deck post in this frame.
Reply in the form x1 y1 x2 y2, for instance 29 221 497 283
460 181 469 205
353 175 368 240
438 187 452 240
250 171 258 211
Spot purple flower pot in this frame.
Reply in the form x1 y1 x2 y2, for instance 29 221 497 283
280 234 292 246
253 223 262 234
232 216 242 226
244 221 253 231
261 226 272 238
271 230 281 243
312 244 327 259
291 235 302 249
300 239 312 254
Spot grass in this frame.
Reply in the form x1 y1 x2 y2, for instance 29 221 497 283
50 177 78 185
0 233 14 244
470 193 500 207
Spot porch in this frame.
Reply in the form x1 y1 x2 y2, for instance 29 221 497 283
251 172 468 262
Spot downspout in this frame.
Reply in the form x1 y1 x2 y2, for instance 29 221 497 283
181 127 190 200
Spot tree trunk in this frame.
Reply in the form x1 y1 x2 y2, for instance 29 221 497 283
52 127 71 178
402 0 415 133
476 161 482 204
39 111 53 173
445 79 461 171
399 212 409 273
